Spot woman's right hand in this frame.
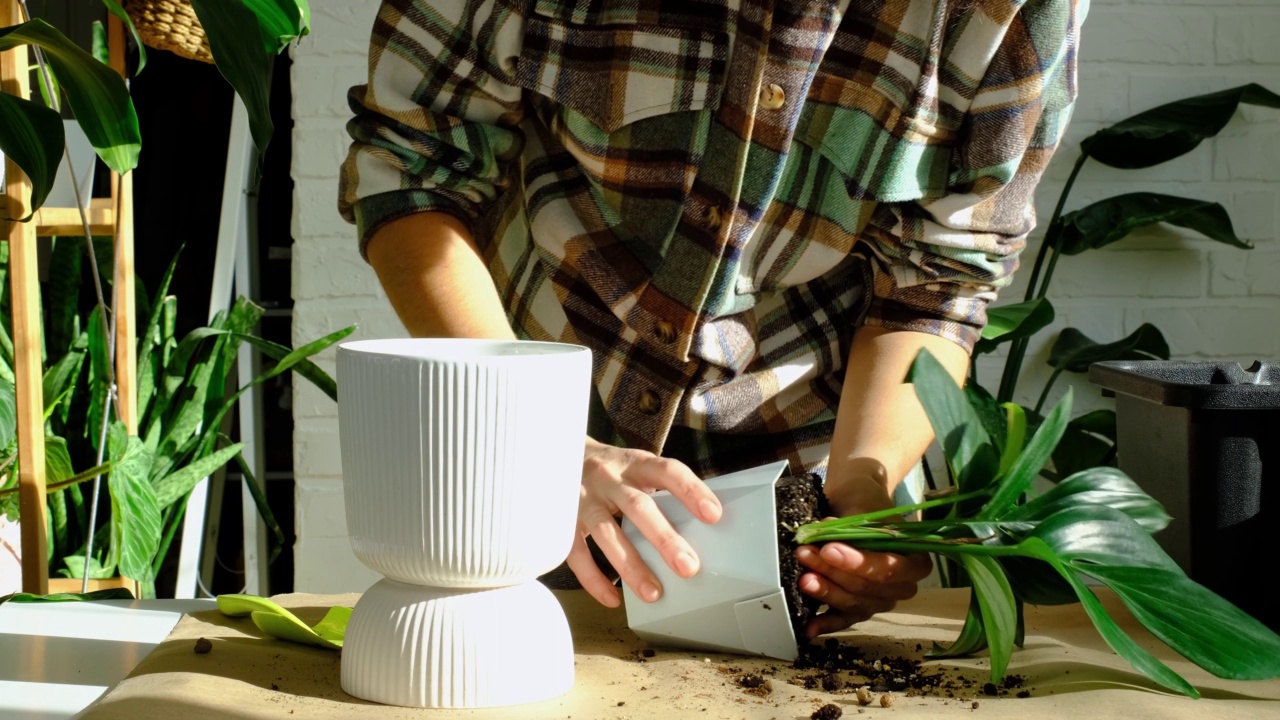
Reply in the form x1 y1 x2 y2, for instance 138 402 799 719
567 437 723 608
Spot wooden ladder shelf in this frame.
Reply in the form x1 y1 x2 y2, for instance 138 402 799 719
2 0 137 596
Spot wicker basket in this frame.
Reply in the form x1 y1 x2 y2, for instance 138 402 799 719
123 0 214 64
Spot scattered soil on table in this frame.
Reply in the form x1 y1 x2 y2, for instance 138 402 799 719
193 637 212 654
811 703 843 720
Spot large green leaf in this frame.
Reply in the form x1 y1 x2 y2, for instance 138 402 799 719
107 422 160 584
187 0 308 160
928 597 988 658
964 382 1005 457
1051 410 1116 480
1030 505 1179 572
0 20 140 174
1081 84 1280 169
1018 538 1198 697
981 390 1072 520
907 350 1000 496
232 332 338 401
0 90 64 216
961 554 1016 681
1056 194 1250 256
973 298 1055 355
1047 324 1169 374
1002 466 1170 533
1079 565 1280 681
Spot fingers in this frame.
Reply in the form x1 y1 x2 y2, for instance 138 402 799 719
580 504 664 603
614 485 701 579
795 543 931 638
566 533 620 608
616 453 721 524
810 542 933 585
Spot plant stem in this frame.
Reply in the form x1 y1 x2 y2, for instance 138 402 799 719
1033 368 1065 415
998 153 1088 403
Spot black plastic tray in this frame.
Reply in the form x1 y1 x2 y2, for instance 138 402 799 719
1089 360 1279 409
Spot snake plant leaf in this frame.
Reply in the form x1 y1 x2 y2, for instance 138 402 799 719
973 298 1055 355
981 390 1071 520
0 20 140 174
0 90 64 216
961 555 1017 681
1081 83 1280 169
187 0 309 161
151 442 244 508
1056 193 1251 256
1048 324 1169 374
1078 565 1280 681
99 0 147 72
312 606 352 646
907 350 1000 497
0 376 15 450
106 422 161 584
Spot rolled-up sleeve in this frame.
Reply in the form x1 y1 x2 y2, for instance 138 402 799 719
858 0 1084 353
338 0 527 258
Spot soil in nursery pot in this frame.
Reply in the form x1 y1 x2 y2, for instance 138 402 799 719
775 473 831 648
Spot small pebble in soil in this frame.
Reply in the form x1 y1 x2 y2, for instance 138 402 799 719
880 692 895 708
855 687 873 706
1017 690 1031 699
642 648 655 658
616 701 625 707
811 703 843 720
735 673 773 697
982 682 998 696
972 700 980 710
193 638 212 654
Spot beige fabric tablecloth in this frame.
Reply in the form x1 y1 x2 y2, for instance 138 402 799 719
77 588 1280 720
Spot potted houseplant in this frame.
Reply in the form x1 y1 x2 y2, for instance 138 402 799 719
626 349 1280 699
0 242 352 597
0 0 315 595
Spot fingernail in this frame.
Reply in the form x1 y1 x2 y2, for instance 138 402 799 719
675 551 699 577
700 499 722 522
640 581 661 602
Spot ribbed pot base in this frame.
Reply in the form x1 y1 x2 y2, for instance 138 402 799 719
341 578 574 708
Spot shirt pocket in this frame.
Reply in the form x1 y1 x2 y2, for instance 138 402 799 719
516 0 729 135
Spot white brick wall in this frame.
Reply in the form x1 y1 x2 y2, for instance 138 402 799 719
290 0 1280 592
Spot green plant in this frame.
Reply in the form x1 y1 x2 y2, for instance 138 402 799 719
0 245 353 596
796 349 1280 697
0 1 315 593
963 84 1280 482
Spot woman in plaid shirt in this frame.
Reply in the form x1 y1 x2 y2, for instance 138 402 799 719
340 0 1083 637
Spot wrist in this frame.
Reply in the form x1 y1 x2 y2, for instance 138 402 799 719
824 470 894 518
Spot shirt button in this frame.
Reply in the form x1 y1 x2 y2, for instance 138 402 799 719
654 320 677 344
702 205 723 232
638 389 662 415
759 83 786 110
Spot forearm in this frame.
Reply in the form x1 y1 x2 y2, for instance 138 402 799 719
365 212 516 340
825 325 970 516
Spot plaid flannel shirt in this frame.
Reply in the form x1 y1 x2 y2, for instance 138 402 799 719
339 0 1083 477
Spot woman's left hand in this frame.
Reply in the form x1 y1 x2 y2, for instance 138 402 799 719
794 476 932 639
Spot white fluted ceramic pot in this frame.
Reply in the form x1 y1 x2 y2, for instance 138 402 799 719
336 339 591 708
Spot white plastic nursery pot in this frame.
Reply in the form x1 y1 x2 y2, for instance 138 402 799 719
336 338 591 708
621 460 799 661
